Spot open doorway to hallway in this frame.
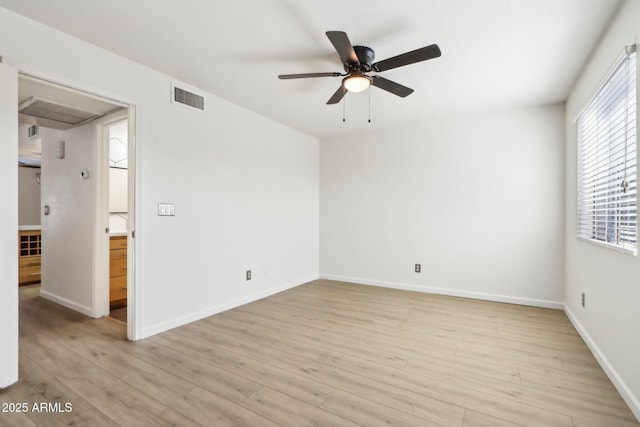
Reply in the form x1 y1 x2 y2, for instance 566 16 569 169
17 73 135 333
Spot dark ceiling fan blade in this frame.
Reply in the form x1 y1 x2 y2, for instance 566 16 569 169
370 76 414 97
326 86 346 104
372 44 441 72
278 72 343 79
326 31 359 65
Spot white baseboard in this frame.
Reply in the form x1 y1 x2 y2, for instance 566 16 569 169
319 274 564 310
564 304 640 421
40 290 96 318
140 275 318 339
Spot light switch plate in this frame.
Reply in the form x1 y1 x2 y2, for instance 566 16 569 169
158 203 175 216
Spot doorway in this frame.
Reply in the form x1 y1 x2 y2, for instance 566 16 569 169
16 73 136 337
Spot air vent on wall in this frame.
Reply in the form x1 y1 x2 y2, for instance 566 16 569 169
171 84 205 111
27 125 39 139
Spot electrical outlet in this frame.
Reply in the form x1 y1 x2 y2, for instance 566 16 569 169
415 263 421 273
246 270 251 281
581 292 585 308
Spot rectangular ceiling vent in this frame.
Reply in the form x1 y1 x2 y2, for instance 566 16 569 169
171 84 205 111
19 97 102 126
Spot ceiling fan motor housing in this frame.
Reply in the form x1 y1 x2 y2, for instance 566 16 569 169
349 46 375 72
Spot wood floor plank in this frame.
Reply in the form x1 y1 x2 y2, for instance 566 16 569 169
178 321 466 426
35 320 281 427
241 387 360 427
18 335 200 427
308 341 572 427
216 301 526 390
183 282 634 426
151 331 336 407
6 354 118 427
462 409 525 427
0 388 39 427
4 280 638 427
570 415 623 427
172 316 465 426
320 388 444 427
107 334 264 405
181 311 571 427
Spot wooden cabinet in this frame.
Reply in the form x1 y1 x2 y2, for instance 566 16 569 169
110 236 127 308
18 230 42 285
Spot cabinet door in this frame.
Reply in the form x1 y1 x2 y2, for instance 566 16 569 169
19 265 41 284
110 236 127 250
110 276 127 302
109 255 127 278
109 236 128 305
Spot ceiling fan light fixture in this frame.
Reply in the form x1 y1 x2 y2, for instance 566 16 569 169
343 74 371 93
278 31 441 105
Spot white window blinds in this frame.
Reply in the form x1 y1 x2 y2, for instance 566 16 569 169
577 46 637 254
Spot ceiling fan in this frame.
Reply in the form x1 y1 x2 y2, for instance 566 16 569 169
278 31 441 104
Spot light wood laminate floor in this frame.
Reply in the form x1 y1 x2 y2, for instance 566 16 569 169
109 306 127 324
1 280 638 427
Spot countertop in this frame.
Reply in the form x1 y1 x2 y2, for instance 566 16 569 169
18 225 41 231
19 225 127 236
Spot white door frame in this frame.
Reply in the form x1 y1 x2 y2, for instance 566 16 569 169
96 111 137 340
15 69 140 341
126 106 137 341
95 113 129 319
0 59 19 388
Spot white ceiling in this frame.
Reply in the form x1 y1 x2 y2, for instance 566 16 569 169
0 0 622 139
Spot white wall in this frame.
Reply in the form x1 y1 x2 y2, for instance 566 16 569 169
0 62 19 388
321 104 565 307
40 125 96 315
565 0 640 418
18 166 40 225
142 105 319 334
0 7 319 340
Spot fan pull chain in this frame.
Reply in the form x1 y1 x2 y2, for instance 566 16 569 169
368 87 371 123
342 87 346 122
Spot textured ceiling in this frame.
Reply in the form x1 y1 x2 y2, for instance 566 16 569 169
0 0 622 139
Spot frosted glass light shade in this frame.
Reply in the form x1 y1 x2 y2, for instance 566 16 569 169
343 75 371 93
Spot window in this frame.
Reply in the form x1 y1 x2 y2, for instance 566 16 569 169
577 45 637 254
